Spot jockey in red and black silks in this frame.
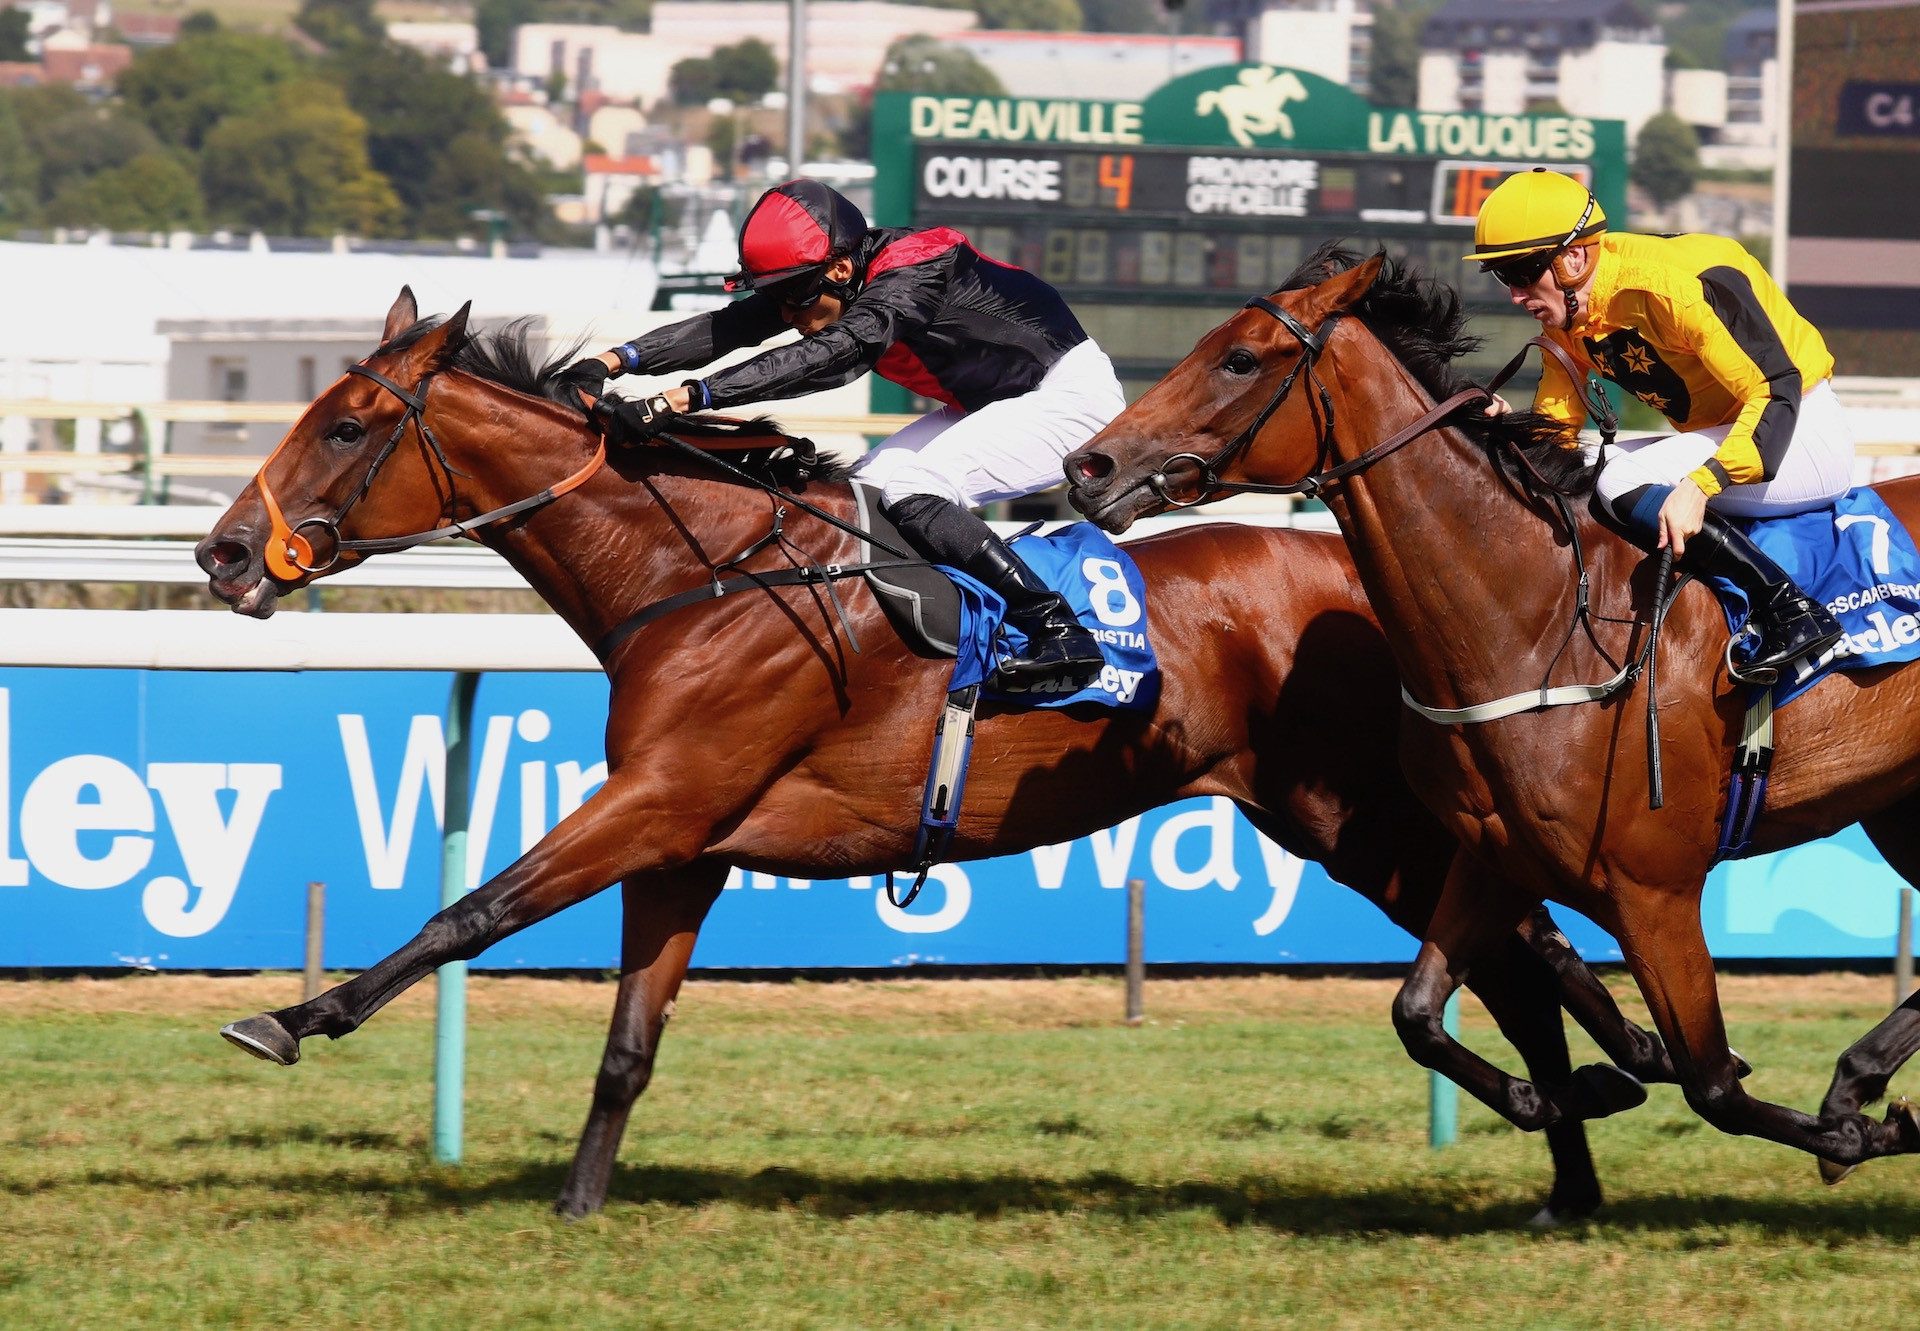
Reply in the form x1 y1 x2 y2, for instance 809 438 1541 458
568 178 1124 691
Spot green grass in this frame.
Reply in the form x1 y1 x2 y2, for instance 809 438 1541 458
2 971 1918 1329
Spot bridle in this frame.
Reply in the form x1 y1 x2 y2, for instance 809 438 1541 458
256 363 605 582
1143 294 1493 508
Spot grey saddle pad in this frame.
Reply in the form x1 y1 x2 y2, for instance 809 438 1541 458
851 483 961 659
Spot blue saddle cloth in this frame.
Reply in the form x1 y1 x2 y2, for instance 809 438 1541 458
944 523 1161 711
1714 488 1920 707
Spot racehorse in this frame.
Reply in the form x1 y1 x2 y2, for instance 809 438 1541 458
195 287 1672 1220
1063 245 1920 1177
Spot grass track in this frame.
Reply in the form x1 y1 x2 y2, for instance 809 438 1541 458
2 971 1917 1329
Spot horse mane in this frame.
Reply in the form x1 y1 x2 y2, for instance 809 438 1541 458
1279 242 1595 499
378 314 856 488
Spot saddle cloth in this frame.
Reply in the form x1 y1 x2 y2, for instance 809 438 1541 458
847 486 1160 712
1713 487 1920 706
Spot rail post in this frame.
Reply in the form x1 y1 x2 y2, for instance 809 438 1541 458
1124 877 1145 1026
433 671 478 1165
1429 991 1461 1148
1898 887 1915 1007
302 881 325 1002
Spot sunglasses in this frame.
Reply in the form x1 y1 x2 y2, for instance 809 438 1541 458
1483 250 1558 290
764 275 827 311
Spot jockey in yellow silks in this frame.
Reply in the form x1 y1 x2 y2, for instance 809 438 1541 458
1472 167 1854 679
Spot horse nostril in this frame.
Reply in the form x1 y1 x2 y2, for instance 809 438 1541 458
1074 451 1115 483
198 538 253 577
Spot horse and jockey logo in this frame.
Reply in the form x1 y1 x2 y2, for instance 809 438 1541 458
1195 67 1309 148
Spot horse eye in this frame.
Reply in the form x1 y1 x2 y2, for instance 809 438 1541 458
1222 349 1259 376
328 419 365 444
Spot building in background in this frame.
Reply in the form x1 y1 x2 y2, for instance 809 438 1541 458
1786 0 1920 382
512 2 978 106
1203 0 1372 92
943 32 1241 102
1417 0 1665 139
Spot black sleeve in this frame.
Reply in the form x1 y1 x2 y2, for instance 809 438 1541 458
619 294 788 375
700 254 951 409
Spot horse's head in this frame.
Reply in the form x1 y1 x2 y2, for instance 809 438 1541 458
1064 253 1382 533
196 286 472 616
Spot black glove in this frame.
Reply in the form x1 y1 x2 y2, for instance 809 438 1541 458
596 392 676 446
558 357 613 397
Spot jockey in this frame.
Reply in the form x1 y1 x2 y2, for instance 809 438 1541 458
566 178 1123 690
1472 167 1853 679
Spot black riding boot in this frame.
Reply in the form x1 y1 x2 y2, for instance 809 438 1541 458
1683 509 1844 680
884 493 1105 690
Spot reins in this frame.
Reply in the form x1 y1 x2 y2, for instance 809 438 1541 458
1153 292 1688 809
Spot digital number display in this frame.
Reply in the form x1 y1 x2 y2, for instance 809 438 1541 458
916 145 1433 224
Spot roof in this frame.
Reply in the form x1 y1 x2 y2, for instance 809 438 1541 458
582 154 655 175
40 44 133 86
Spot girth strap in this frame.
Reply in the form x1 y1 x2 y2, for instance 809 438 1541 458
593 559 919 664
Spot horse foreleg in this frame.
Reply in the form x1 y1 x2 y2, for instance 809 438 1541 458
1463 932 1603 1225
555 862 727 1219
221 772 725 1065
1616 889 1920 1167
1392 856 1647 1133
1516 905 1680 1084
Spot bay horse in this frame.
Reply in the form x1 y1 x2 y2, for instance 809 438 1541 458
195 287 1671 1221
1063 245 1920 1177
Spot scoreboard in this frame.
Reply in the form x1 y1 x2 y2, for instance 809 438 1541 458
872 66 1628 407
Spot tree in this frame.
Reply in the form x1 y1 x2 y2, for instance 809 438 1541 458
669 56 718 106
328 41 520 234
180 10 222 35
13 90 163 207
118 33 306 152
46 152 205 231
474 0 542 69
874 35 1005 96
1367 1 1430 107
1079 0 1163 33
1633 111 1700 209
975 0 1081 31
415 130 551 238
201 81 400 235
708 37 778 101
295 0 384 50
0 8 30 62
0 96 36 228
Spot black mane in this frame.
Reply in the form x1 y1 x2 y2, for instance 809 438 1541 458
1280 242 1595 498
378 314 856 487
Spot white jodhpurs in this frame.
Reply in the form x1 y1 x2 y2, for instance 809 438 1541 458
852 338 1127 509
1594 378 1858 519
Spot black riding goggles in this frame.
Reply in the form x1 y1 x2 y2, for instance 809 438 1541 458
763 271 829 311
1482 248 1560 290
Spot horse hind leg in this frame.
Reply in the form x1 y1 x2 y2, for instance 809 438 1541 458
1815 801 1920 1182
1617 887 1920 1169
555 862 727 1219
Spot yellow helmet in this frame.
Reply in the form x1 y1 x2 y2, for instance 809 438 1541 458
1464 167 1606 263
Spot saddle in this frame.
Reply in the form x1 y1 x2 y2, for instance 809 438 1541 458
849 484 961 659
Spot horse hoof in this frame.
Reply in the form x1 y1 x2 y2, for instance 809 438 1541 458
1527 1205 1564 1230
1730 1047 1752 1079
1818 1156 1856 1186
220 1014 299 1066
1886 1096 1920 1146
1567 1063 1648 1119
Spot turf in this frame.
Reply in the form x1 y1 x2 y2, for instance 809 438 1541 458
2 971 1917 1329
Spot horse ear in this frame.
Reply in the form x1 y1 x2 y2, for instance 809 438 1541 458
383 286 418 344
400 301 472 369
1311 252 1384 314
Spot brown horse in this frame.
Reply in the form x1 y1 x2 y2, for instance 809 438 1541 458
1064 246 1920 1175
195 287 1670 1220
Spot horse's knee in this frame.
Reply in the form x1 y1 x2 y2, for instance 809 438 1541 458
591 1043 657 1108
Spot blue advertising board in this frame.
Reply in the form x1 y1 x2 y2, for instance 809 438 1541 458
0 668 1907 970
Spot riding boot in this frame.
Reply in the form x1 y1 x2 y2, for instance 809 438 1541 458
884 493 1105 691
1681 509 1844 680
